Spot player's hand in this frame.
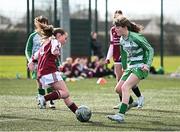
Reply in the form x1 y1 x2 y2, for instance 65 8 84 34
105 59 110 64
141 64 149 72
121 68 125 73
28 62 35 71
58 65 63 72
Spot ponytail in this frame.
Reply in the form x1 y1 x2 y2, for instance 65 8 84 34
114 17 144 33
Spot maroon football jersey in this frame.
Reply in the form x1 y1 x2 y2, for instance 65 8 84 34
37 39 60 78
110 26 121 62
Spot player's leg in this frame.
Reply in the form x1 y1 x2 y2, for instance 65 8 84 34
38 72 78 113
113 67 137 110
32 70 45 97
113 63 123 109
113 63 143 109
33 70 46 108
132 85 144 108
36 80 45 96
38 80 68 109
46 87 56 109
114 63 123 82
107 73 140 122
48 80 78 113
64 97 78 114
36 80 46 109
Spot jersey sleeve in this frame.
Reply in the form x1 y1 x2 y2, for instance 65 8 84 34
51 39 60 56
133 34 154 67
109 28 114 45
25 32 36 61
106 45 113 60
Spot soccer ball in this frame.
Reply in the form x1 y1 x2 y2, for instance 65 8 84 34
75 105 92 122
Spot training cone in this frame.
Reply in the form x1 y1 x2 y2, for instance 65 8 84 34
96 77 107 85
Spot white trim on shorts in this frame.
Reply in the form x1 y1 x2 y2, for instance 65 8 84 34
40 71 63 89
114 61 122 65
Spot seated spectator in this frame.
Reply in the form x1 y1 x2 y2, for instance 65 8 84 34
81 58 94 78
93 58 114 77
88 56 99 69
72 58 82 77
61 57 73 77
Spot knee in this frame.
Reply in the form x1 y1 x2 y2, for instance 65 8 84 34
115 86 121 94
62 91 69 99
64 94 70 99
121 84 129 93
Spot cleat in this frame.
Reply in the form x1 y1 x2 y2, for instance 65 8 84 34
127 101 138 111
49 100 56 109
107 113 124 123
137 95 144 108
113 104 121 109
38 94 46 109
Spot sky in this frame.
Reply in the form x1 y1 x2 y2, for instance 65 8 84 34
0 0 179 24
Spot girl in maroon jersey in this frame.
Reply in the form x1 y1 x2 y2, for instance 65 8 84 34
105 10 144 109
28 25 78 114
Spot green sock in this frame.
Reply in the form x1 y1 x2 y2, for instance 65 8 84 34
38 88 45 95
128 96 134 104
47 87 53 94
119 103 128 114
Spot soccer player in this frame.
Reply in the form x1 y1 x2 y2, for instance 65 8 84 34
105 10 144 109
25 16 56 109
28 25 78 114
107 16 154 122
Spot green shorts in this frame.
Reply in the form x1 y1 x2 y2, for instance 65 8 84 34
121 67 148 81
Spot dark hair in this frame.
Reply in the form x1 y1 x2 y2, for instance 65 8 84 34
114 10 123 15
34 15 48 24
53 28 66 36
114 17 143 33
36 21 54 38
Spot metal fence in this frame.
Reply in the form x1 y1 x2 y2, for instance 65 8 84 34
0 0 180 56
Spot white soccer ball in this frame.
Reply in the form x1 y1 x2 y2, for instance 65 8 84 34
75 105 92 122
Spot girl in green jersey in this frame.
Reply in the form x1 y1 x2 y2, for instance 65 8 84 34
25 16 56 109
107 16 154 123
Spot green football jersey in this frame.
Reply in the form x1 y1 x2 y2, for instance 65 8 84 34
120 31 154 70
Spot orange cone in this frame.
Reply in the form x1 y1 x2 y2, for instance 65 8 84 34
96 77 107 85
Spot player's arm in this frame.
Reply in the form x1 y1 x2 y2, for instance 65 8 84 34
28 50 39 71
105 29 114 64
134 34 154 70
51 39 60 56
25 33 35 61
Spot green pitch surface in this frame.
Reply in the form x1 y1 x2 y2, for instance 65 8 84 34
0 56 180 79
0 76 180 131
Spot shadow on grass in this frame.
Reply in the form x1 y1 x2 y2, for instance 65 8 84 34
0 115 54 122
143 108 180 114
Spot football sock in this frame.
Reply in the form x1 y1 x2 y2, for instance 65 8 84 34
132 85 141 97
119 103 128 114
47 87 53 93
38 88 45 95
68 102 78 114
119 94 122 102
47 87 54 104
44 91 61 101
128 96 134 104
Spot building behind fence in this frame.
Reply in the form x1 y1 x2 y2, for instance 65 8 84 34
0 0 180 56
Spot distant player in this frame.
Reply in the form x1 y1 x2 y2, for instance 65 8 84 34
25 16 56 109
105 10 144 109
107 16 154 123
28 25 78 115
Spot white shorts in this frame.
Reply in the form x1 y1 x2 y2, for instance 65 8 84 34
114 62 122 65
40 71 63 89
